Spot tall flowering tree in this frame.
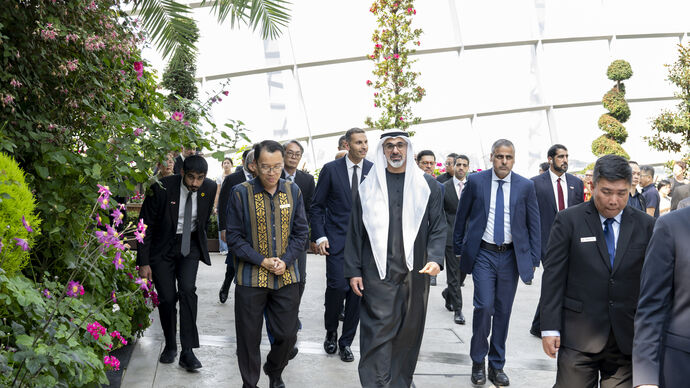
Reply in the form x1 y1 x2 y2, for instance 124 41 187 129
365 0 425 131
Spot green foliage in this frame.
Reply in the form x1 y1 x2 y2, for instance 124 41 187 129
0 0 215 276
0 153 40 276
365 0 425 131
202 0 291 40
592 135 629 159
162 17 199 120
592 60 632 158
207 213 219 237
598 114 628 143
606 59 633 81
602 86 631 122
646 44 690 158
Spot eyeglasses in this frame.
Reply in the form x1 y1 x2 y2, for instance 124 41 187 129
286 151 302 159
383 142 407 151
258 164 284 174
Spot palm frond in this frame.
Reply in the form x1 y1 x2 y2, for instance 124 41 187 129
132 0 196 58
202 0 291 40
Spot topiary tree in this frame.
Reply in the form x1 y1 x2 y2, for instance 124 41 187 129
592 59 633 159
0 153 40 276
365 0 425 132
646 44 690 161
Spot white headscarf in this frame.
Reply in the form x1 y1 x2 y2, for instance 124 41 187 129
358 130 431 279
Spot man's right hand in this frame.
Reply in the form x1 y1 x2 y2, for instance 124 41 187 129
138 265 153 283
350 277 364 297
542 336 560 358
317 240 330 256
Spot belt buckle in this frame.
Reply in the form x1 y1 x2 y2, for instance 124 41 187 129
497 244 507 252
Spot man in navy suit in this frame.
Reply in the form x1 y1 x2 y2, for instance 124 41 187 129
453 139 540 386
633 206 690 388
311 127 372 362
529 144 584 337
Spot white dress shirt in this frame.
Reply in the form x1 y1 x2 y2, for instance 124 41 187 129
452 176 466 199
316 157 364 245
176 183 198 233
549 169 569 209
541 209 623 338
482 170 512 244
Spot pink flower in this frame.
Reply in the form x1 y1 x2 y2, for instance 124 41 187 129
135 277 150 291
66 59 78 72
22 215 33 232
436 162 443 167
66 281 84 297
43 289 52 299
183 121 190 126
3 94 14 105
98 196 109 209
137 218 147 233
134 230 145 244
10 79 22 88
111 290 117 303
393 54 400 60
171 111 184 121
133 62 144 81
104 355 120 371
366 80 372 86
112 251 124 270
14 238 29 251
222 90 229 96
111 208 124 227
97 184 112 196
399 117 404 121
133 127 143 136
87 321 107 340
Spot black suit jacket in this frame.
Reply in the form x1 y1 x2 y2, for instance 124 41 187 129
670 183 690 210
633 207 690 387
531 171 584 260
282 169 315 249
136 175 217 266
436 172 452 184
442 178 461 247
217 169 248 232
540 201 655 355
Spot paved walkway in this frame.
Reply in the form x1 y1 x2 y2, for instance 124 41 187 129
122 253 557 387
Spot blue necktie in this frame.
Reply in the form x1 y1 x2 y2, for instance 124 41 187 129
603 218 616 267
494 180 505 246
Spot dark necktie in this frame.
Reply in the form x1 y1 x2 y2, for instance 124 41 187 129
494 180 505 246
557 177 565 211
351 165 359 199
603 218 616 267
181 191 192 257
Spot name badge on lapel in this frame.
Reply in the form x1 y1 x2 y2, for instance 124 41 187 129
280 204 291 209
580 236 596 243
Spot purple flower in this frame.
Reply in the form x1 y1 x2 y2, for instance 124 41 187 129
133 127 143 136
222 90 229 96
110 290 117 303
112 251 124 270
134 230 144 244
66 281 84 297
171 111 184 122
22 215 33 232
43 289 52 299
97 184 112 196
14 238 29 251
135 277 149 292
111 208 124 227
137 218 147 233
0 239 3 254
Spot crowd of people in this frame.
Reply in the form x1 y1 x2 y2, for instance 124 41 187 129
135 129 690 388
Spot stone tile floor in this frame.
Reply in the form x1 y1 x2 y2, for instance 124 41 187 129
122 253 556 387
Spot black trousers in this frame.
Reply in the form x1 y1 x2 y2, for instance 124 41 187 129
325 254 360 347
444 245 465 311
555 331 632 388
297 250 307 299
235 283 300 388
150 235 201 350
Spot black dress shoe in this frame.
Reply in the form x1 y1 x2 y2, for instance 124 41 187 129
219 279 231 303
324 331 337 354
339 311 345 321
430 276 437 286
288 346 299 360
178 349 202 371
488 366 510 386
339 345 354 362
529 327 542 338
454 310 466 325
263 363 286 388
159 346 177 364
471 361 486 385
441 288 453 311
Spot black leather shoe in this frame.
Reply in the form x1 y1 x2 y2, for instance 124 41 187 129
339 345 354 362
430 276 437 286
339 311 345 321
178 349 202 371
159 346 177 364
324 331 337 354
264 363 286 388
454 310 466 325
219 279 231 303
488 367 510 386
288 346 298 360
471 362 486 385
441 288 453 311
529 327 542 338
